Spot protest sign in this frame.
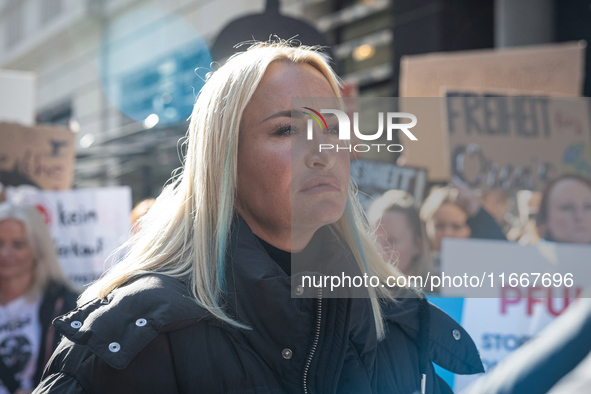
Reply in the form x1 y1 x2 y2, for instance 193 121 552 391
0 122 76 190
6 186 132 287
444 92 591 191
399 93 591 187
350 159 427 208
400 41 585 98
433 238 591 390
398 41 585 181
438 238 590 298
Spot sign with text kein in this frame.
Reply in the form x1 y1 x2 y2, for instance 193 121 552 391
6 186 132 287
444 93 591 191
0 122 76 190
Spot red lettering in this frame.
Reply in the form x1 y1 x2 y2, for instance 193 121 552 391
526 287 544 315
501 287 521 314
547 296 569 317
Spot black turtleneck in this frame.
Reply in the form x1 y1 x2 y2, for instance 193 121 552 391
255 236 292 276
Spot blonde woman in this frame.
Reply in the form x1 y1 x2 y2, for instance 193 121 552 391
0 202 78 394
420 185 506 253
367 190 433 283
34 41 482 394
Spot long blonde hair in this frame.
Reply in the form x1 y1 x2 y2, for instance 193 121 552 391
81 40 402 338
367 190 432 279
0 202 71 298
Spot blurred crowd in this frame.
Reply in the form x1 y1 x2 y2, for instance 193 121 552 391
0 172 590 393
367 174 591 291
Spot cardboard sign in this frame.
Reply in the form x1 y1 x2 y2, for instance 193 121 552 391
400 41 585 98
6 186 132 287
0 122 76 190
399 93 591 186
444 93 591 191
350 160 427 208
398 42 586 181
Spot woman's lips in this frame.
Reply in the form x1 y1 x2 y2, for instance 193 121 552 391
299 177 342 194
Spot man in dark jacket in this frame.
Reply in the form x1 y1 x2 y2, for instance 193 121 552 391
33 217 483 394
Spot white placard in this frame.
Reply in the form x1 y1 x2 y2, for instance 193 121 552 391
6 186 132 287
439 238 591 298
436 238 590 391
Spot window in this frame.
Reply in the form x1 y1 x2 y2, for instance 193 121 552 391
40 0 63 25
4 1 23 49
37 101 73 128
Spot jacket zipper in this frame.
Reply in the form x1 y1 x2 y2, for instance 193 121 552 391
302 288 323 394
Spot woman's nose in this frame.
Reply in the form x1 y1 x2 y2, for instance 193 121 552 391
570 205 587 220
442 226 457 238
304 134 337 169
308 148 336 169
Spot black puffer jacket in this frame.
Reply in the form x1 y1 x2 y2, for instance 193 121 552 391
34 216 483 394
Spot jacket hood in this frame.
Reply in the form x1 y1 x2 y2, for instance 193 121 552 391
54 274 212 370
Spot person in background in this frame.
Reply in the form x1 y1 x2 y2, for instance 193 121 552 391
0 202 78 394
536 174 591 244
420 183 506 252
481 189 511 234
367 190 433 283
105 198 157 268
129 198 155 236
420 183 506 274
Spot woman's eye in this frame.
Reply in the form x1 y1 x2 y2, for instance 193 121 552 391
13 241 26 249
327 125 339 135
275 125 295 136
560 204 575 212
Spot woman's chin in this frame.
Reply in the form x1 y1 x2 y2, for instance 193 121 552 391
291 204 345 229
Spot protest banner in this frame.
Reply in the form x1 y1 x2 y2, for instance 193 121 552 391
0 122 76 190
444 92 591 191
398 41 585 181
350 159 427 208
6 186 132 287
438 238 590 298
399 93 591 187
431 238 591 391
